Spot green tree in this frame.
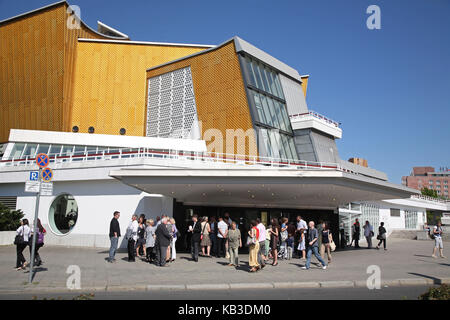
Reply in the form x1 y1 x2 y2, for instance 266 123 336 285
0 202 24 231
421 187 439 198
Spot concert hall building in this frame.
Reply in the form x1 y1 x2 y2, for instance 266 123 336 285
2 1 445 249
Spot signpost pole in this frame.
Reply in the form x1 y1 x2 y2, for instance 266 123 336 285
28 168 42 283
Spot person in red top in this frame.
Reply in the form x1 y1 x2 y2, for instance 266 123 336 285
248 220 260 272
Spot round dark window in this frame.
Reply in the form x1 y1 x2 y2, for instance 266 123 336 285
48 194 78 235
119 128 126 135
88 126 95 134
72 126 79 133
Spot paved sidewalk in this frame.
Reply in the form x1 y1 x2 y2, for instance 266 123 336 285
0 238 448 293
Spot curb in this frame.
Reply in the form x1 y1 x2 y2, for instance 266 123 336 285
2 277 448 294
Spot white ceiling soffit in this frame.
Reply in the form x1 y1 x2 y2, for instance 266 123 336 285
109 168 418 210
233 36 303 83
8 129 207 152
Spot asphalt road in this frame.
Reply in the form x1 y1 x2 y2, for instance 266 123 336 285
0 285 434 300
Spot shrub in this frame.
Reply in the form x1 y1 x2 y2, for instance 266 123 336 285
418 284 450 300
0 202 24 231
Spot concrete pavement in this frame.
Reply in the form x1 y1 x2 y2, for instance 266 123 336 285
0 238 448 294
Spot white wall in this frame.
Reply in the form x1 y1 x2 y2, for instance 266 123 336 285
0 180 173 248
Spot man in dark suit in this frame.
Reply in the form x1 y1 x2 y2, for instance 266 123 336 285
188 214 202 262
155 217 172 267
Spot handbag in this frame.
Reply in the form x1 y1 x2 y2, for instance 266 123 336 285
14 226 25 245
246 235 256 247
330 240 336 252
200 223 207 241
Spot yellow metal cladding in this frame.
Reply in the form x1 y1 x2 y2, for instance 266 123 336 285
301 75 309 98
0 4 66 142
70 42 206 136
0 2 111 142
146 41 258 157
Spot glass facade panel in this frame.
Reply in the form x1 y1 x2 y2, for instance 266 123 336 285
10 143 25 158
274 74 284 100
245 56 256 87
251 60 264 90
36 144 50 154
74 146 86 154
22 144 37 157
49 144 62 156
61 145 74 155
288 137 298 160
242 55 297 160
267 70 279 97
265 97 281 130
252 91 266 124
259 64 271 94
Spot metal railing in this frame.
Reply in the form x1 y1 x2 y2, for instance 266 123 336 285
0 148 342 171
411 194 450 204
289 110 340 128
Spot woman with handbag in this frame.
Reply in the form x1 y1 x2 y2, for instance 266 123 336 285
15 219 31 271
269 218 279 266
200 216 212 257
320 222 333 264
248 220 260 272
376 222 387 250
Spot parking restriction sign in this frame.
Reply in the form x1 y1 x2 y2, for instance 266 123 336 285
36 153 49 168
41 167 53 182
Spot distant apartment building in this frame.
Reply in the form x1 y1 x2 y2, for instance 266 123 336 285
402 167 450 198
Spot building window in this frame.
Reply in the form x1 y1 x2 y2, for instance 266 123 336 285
390 208 401 217
49 194 78 235
242 55 297 160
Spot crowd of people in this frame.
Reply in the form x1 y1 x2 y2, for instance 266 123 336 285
108 212 345 272
13 213 445 272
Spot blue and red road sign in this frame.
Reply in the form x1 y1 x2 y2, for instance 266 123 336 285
36 153 49 168
41 167 53 182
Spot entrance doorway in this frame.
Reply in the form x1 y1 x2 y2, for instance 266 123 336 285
173 202 337 253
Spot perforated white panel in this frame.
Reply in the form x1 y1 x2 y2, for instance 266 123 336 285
146 67 200 139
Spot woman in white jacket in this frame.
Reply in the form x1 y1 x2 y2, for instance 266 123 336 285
15 219 31 270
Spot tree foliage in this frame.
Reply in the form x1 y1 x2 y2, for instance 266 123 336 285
421 187 439 198
0 202 24 231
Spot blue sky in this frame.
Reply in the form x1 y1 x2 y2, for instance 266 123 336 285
1 0 449 183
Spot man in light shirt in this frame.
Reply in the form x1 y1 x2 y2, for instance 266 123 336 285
363 220 374 249
296 215 307 259
217 216 228 258
256 218 266 268
126 214 139 262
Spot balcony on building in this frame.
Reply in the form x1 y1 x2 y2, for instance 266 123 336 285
289 110 342 139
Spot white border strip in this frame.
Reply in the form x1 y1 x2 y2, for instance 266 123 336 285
78 38 215 48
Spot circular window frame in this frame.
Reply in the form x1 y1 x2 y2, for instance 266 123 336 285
47 193 79 236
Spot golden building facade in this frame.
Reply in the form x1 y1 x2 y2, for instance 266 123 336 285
0 1 210 142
